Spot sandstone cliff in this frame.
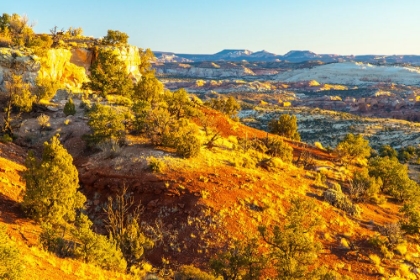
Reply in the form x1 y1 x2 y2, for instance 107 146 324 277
0 45 142 95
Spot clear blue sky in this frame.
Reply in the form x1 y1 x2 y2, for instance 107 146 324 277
3 0 420 55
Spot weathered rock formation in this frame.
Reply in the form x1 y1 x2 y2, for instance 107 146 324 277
0 45 142 94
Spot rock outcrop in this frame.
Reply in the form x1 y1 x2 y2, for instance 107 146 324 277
0 45 142 94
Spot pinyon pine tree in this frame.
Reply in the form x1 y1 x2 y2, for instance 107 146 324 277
23 135 86 223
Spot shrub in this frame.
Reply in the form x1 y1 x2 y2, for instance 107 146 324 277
23 135 86 223
39 223 71 257
268 114 300 141
238 137 267 153
205 96 241 119
369 254 381 266
63 98 76 116
0 133 13 143
73 213 127 272
259 198 322 280
175 265 217 280
394 243 407 256
86 103 126 145
379 223 404 248
400 202 420 234
323 188 361 216
79 98 92 110
314 141 325 150
259 157 286 172
104 187 154 268
35 76 61 101
336 133 371 163
349 169 383 203
82 48 134 97
210 239 265 280
266 137 293 163
314 172 326 187
0 226 23 280
235 155 257 169
147 156 165 173
37 114 50 130
176 134 201 158
369 156 419 201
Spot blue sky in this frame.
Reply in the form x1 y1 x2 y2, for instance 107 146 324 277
3 0 420 55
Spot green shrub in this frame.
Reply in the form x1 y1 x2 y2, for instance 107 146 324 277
267 137 293 163
39 223 71 257
79 98 92 110
258 198 322 279
86 103 126 145
176 134 201 158
349 169 383 203
73 214 127 272
175 265 217 280
336 133 371 163
268 114 300 141
0 226 23 280
210 239 264 280
0 133 13 143
23 135 86 223
147 156 165 173
63 98 76 116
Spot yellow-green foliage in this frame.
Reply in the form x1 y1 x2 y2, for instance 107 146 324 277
73 214 127 272
340 238 350 249
258 198 323 279
37 113 50 129
106 95 133 106
380 245 394 259
0 226 23 280
175 265 217 280
368 254 381 266
314 141 325 150
63 98 76 116
86 103 127 145
147 156 166 173
395 243 407 256
336 133 371 163
23 135 86 223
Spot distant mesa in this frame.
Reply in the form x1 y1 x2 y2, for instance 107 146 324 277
215 49 253 58
154 49 420 64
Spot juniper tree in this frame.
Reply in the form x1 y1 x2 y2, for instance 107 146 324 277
336 133 371 163
258 198 322 280
86 103 127 145
133 71 163 102
2 72 35 136
206 96 241 119
22 135 86 223
102 30 129 45
268 114 300 141
368 156 419 201
63 98 76 116
83 48 134 97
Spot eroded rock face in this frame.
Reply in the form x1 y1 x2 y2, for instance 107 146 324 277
0 45 142 94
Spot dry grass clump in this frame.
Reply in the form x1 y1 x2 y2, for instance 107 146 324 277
147 156 166 173
368 254 381 266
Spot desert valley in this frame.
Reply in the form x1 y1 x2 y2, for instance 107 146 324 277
2 10 420 280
